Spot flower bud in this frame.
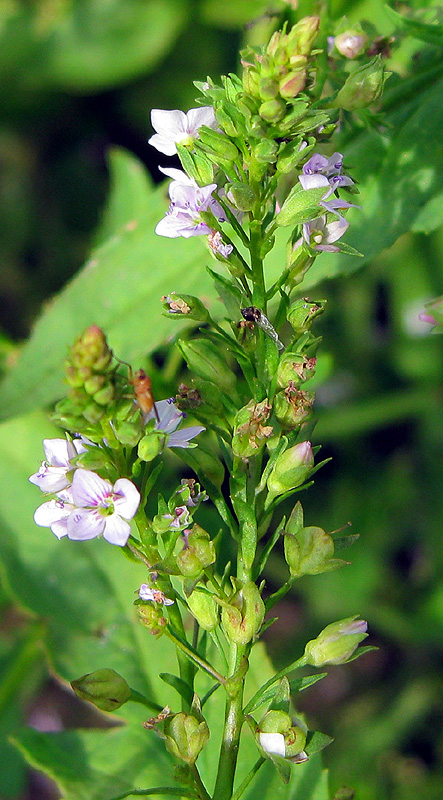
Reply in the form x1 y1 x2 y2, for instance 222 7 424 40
259 98 286 123
71 668 131 712
304 617 368 666
221 580 265 645
226 182 256 212
177 338 234 392
284 525 336 578
138 430 163 462
161 293 209 322
177 526 216 578
253 139 279 164
267 441 314 499
277 354 317 388
164 712 209 764
279 69 307 98
287 298 326 332
274 387 315 429
259 78 279 100
334 31 367 59
286 15 320 57
137 601 167 637
187 587 219 631
333 55 385 110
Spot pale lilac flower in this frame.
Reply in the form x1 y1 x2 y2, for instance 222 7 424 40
145 398 205 448
298 173 358 221
29 438 85 493
34 469 140 546
34 489 75 540
303 151 354 189
163 505 192 531
149 107 217 156
156 181 224 239
302 214 349 252
139 584 174 605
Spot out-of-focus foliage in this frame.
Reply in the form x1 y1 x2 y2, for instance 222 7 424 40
0 1 442 799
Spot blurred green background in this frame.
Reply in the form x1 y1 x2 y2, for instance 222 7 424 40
0 1 442 799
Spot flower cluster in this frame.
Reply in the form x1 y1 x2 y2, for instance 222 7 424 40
30 450 140 547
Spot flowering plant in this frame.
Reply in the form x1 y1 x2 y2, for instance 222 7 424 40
9 6 438 799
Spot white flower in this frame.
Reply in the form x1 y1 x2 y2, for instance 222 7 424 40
139 584 174 605
148 107 217 156
34 469 140 547
259 732 286 757
145 398 205 448
29 438 85 493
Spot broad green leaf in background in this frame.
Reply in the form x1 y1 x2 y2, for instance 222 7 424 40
0 411 331 798
0 0 189 94
3 56 443 423
0 149 213 421
266 69 443 289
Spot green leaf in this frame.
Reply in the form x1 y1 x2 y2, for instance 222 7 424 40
0 0 189 93
12 726 178 800
305 731 334 756
384 4 443 46
0 150 214 422
265 71 443 289
276 187 326 228
159 673 195 707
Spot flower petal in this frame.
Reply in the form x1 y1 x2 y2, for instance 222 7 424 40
186 106 217 132
34 499 73 537
159 166 196 185
113 478 141 520
102 514 131 546
71 469 112 507
259 732 286 757
67 508 104 540
29 464 70 493
43 438 75 467
151 108 187 136
299 173 330 191
168 425 205 448
139 584 156 601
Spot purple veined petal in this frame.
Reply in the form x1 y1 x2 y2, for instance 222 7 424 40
71 469 112 508
186 106 217 132
302 153 329 175
168 425 205 448
155 211 212 239
299 173 330 192
34 498 74 537
102 514 131 546
156 399 186 433
259 732 286 757
43 438 76 467
67 507 105 540
29 464 71 493
113 478 141 520
168 182 200 208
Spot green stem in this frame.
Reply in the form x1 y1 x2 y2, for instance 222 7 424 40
166 606 197 712
164 627 226 686
249 218 266 312
231 758 266 800
128 689 164 713
190 765 212 800
243 655 307 715
212 644 248 800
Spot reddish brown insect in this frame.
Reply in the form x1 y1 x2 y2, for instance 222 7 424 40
131 369 156 416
